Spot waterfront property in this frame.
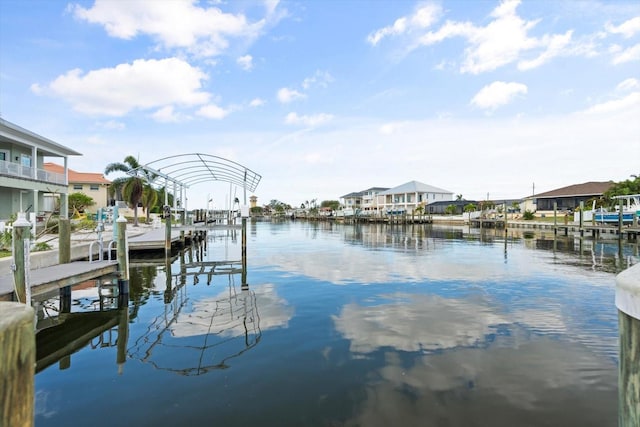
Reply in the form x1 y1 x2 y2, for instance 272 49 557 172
0 118 81 221
522 181 613 214
341 181 454 216
43 162 111 215
28 221 637 427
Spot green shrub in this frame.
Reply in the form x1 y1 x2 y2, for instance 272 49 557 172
33 241 52 252
523 210 535 220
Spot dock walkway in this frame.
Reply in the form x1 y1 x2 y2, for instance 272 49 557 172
0 225 203 301
0 260 118 301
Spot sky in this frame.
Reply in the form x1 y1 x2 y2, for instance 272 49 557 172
1 0 639 210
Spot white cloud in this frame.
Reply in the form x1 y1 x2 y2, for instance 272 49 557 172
237 54 253 70
518 31 573 71
277 87 306 103
611 43 640 64
376 0 592 74
617 78 640 92
70 0 273 57
606 17 640 38
97 120 126 130
470 81 528 110
379 121 408 135
581 91 640 115
249 98 265 107
196 103 230 119
284 112 333 127
152 105 184 123
301 70 334 90
32 58 210 116
367 3 442 45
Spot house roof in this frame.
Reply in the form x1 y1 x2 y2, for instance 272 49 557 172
380 180 453 195
532 181 613 199
0 118 82 157
44 162 111 184
341 187 389 199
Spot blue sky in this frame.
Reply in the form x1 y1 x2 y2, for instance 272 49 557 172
1 0 639 209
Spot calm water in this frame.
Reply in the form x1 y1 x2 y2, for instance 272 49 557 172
34 221 639 427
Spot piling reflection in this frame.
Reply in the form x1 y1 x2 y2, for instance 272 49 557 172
33 273 126 373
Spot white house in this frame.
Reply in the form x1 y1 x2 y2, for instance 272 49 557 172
0 118 81 220
379 180 453 214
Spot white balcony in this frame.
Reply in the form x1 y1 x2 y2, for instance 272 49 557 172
0 159 66 185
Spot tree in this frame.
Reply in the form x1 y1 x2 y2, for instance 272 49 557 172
68 192 95 216
105 155 146 226
445 204 457 215
320 200 340 210
603 174 640 206
456 194 464 201
464 203 477 212
141 184 158 224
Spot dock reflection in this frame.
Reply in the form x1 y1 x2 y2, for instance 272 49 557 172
35 236 257 376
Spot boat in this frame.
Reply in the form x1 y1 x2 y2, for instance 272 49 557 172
576 194 640 224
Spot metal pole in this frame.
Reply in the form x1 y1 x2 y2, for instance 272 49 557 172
164 204 172 256
116 215 129 304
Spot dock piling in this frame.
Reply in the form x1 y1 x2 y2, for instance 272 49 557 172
12 213 31 304
616 263 640 426
116 215 129 305
0 302 35 427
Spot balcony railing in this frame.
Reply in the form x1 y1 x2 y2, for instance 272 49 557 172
0 159 66 185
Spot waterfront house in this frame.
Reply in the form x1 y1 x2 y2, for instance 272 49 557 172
0 118 81 221
380 181 453 214
340 187 389 215
522 181 613 214
43 163 111 215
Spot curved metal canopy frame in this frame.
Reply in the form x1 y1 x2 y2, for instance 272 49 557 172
132 153 261 192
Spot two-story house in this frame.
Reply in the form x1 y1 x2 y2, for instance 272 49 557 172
43 163 111 214
0 118 81 220
379 180 453 214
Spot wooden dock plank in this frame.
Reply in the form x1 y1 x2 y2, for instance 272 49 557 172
0 261 118 301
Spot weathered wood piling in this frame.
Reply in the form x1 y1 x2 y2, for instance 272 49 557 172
616 263 640 426
0 302 35 427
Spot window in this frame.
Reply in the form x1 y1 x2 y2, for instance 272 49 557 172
90 184 100 191
73 184 83 190
0 150 8 162
20 154 31 167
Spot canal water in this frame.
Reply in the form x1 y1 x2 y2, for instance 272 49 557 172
34 221 638 427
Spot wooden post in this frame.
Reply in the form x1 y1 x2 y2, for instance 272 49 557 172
619 199 624 238
553 202 558 235
616 263 640 426
58 218 71 264
116 215 129 305
579 201 584 237
12 213 31 304
0 302 35 427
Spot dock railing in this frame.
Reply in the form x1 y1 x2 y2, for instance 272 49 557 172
615 262 640 426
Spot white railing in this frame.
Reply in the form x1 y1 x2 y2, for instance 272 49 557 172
0 159 66 185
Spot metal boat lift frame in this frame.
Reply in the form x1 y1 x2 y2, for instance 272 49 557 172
127 153 261 215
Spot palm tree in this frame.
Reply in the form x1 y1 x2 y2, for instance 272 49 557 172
141 184 159 224
105 155 146 226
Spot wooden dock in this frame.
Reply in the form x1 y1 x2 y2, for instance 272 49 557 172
0 260 118 301
0 226 209 301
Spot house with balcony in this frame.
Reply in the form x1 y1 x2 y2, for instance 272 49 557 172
43 163 111 214
340 187 389 215
379 180 454 214
0 118 81 220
